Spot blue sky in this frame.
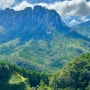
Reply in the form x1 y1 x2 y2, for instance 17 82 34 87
0 0 90 26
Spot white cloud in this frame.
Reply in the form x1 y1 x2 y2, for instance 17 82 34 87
46 0 90 17
0 0 90 26
13 1 34 11
70 19 79 25
12 0 90 26
13 0 90 17
0 0 15 10
80 16 90 22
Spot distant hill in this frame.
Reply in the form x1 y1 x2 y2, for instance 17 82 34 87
73 20 90 38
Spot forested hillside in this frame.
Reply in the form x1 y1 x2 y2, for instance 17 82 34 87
50 53 90 90
1 53 90 90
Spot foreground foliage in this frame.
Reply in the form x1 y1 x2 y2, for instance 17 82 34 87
50 53 90 90
1 53 90 90
0 62 49 90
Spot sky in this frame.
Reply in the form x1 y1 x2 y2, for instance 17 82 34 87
0 0 90 26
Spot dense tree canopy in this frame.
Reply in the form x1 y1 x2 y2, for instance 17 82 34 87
49 53 90 90
1 53 90 90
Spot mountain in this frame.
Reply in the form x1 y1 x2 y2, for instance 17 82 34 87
0 6 69 43
0 62 31 90
73 20 90 38
0 6 90 73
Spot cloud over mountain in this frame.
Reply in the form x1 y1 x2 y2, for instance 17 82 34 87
13 0 90 17
0 0 15 10
13 1 34 11
0 0 90 17
0 0 90 26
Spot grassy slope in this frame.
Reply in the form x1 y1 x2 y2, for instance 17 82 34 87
0 65 31 90
0 62 50 90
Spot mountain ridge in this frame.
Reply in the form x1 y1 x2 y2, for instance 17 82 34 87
0 6 69 43
0 6 90 43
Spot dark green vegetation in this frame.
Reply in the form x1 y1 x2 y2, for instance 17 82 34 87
0 6 90 73
1 53 90 90
50 53 90 90
0 62 49 90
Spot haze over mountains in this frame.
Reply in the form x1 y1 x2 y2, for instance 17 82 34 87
1 53 90 90
0 6 90 73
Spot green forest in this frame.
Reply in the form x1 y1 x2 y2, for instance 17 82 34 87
0 53 90 90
